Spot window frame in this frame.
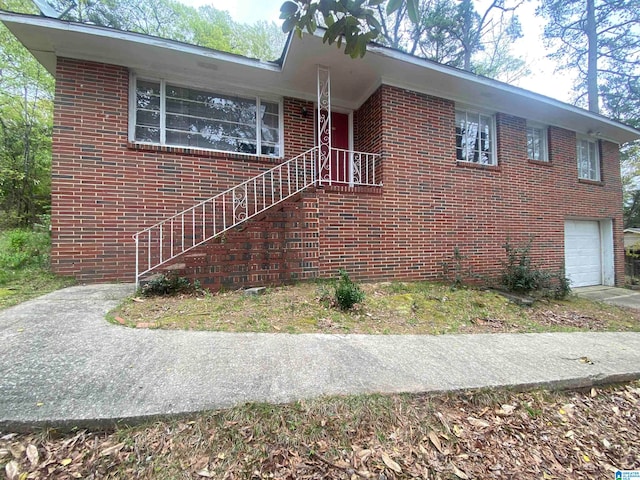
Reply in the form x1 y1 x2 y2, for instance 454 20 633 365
576 135 601 181
129 74 284 158
454 107 497 166
526 122 549 162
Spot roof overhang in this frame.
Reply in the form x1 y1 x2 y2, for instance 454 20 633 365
2 10 639 144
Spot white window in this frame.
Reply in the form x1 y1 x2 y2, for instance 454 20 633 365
526 123 548 161
577 137 600 181
455 109 496 165
132 77 281 157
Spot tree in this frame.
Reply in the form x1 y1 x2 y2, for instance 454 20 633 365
539 1 640 226
280 0 393 58
539 0 639 116
281 0 528 81
43 0 286 60
0 0 54 227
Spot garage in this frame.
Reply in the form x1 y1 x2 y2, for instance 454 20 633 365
564 220 614 287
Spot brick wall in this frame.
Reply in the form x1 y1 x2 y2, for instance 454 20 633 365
317 85 624 285
52 59 624 287
51 58 317 283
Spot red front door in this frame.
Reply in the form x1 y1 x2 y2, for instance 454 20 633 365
319 112 350 184
331 112 349 183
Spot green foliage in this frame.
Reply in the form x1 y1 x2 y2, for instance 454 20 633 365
0 228 50 276
0 0 55 227
140 272 200 297
280 0 527 80
440 247 472 290
501 239 543 293
538 0 639 122
333 269 365 310
280 0 387 58
41 0 286 61
500 238 570 300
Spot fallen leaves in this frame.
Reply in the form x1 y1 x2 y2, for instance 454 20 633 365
380 451 402 473
0 382 639 479
25 445 38 466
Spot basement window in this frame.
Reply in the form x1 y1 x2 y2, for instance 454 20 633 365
526 123 548 161
577 136 600 181
130 76 282 157
455 109 496 165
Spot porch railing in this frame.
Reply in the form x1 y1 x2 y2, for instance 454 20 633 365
134 146 381 285
318 148 380 187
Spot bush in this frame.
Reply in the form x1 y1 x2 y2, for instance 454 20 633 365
0 228 50 271
500 238 571 299
501 239 545 293
140 272 200 297
333 269 365 310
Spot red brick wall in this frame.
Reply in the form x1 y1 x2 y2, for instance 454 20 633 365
52 59 624 287
317 85 624 285
51 58 317 283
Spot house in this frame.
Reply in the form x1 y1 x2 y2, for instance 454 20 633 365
2 11 639 290
624 228 640 251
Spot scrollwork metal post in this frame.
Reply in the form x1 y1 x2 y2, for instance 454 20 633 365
317 65 331 186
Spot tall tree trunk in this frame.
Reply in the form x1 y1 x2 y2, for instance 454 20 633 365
586 0 598 113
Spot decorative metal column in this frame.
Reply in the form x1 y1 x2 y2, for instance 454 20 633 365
317 65 331 185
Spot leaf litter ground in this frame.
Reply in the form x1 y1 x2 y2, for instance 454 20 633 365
2 382 639 479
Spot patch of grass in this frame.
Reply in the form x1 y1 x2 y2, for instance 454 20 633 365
110 280 640 334
0 228 75 310
2 382 639 479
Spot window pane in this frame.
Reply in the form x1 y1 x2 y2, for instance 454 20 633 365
260 101 279 156
165 84 257 153
136 110 161 128
135 80 160 142
134 78 281 156
136 80 160 112
527 127 539 160
577 139 599 180
135 126 160 143
455 110 494 164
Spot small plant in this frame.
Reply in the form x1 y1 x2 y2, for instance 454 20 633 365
440 247 472 289
500 238 571 299
551 269 572 300
140 272 198 297
333 269 365 310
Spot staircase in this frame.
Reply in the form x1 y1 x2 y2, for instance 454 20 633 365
133 146 380 286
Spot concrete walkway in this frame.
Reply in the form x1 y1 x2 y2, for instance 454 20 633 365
574 285 640 309
1 284 640 431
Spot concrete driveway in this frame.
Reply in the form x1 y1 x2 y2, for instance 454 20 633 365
1 284 640 431
574 286 640 309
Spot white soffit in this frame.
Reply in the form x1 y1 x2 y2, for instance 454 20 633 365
1 11 639 144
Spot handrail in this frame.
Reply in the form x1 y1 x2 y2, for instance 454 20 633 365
133 146 381 286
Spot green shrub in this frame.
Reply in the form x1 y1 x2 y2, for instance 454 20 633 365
0 228 50 270
500 238 571 299
333 269 365 310
501 239 545 293
140 272 199 297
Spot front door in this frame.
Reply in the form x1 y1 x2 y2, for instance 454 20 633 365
319 112 350 184
331 112 350 183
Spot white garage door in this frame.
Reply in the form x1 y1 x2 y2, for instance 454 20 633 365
565 220 602 287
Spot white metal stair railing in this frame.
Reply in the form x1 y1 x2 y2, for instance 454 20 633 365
133 146 382 286
134 147 318 285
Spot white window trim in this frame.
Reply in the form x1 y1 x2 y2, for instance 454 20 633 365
526 122 549 162
577 135 601 181
129 74 284 158
455 106 497 166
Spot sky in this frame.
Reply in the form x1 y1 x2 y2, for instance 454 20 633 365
179 0 576 104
